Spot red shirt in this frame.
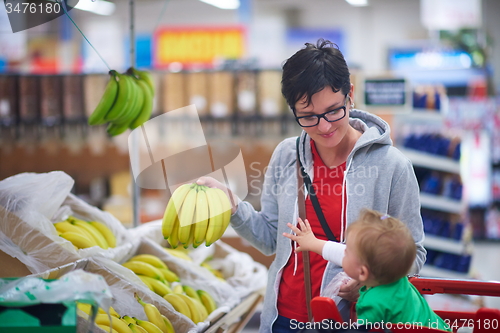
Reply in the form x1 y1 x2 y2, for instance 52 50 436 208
276 140 346 322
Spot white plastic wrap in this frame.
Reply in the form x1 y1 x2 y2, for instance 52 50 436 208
34 257 197 333
320 271 352 305
0 171 136 274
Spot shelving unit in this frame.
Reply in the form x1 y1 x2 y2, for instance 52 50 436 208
394 111 472 278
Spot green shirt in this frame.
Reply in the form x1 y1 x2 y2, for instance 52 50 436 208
356 277 451 332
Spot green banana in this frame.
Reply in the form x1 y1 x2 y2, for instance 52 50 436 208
130 78 153 129
88 70 118 126
105 73 134 122
116 75 143 125
129 67 155 96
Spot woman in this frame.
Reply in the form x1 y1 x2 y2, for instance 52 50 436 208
198 39 426 333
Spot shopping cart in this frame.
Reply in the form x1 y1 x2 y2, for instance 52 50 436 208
311 277 500 333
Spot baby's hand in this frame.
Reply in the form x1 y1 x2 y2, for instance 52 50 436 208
282 218 319 252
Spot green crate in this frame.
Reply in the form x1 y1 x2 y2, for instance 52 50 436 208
0 302 76 333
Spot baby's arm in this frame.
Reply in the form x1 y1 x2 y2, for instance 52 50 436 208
283 218 326 255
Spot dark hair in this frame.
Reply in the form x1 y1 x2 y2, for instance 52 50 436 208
281 39 351 109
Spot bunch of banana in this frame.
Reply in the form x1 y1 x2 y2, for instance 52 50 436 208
54 216 116 250
162 183 232 249
134 293 175 333
122 254 180 297
162 284 217 323
87 67 155 137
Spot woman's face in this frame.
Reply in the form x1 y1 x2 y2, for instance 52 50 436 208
294 85 354 150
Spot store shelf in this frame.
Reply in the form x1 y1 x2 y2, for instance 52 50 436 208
424 235 471 255
420 193 463 214
399 148 461 174
420 265 470 279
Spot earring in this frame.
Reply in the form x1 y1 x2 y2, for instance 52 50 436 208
351 102 355 109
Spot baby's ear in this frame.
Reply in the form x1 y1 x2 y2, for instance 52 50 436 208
358 264 371 283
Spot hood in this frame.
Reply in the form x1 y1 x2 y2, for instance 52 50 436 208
297 109 393 173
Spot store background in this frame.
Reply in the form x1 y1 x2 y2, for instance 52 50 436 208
1 0 500 326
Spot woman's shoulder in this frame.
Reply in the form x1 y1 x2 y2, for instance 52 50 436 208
364 144 412 168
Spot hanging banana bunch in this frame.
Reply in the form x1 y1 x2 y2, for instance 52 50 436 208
162 183 232 249
87 67 155 136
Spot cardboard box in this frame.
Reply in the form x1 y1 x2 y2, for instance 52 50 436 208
208 71 234 118
257 70 285 117
161 72 187 113
186 71 209 116
18 75 40 123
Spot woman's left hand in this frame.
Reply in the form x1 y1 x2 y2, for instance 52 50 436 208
338 279 361 302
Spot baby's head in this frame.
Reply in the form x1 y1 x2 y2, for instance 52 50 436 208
343 209 416 286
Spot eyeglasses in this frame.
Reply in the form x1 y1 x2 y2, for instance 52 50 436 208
293 94 349 128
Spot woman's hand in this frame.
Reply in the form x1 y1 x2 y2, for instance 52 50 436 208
283 218 326 256
196 176 239 214
338 279 361 302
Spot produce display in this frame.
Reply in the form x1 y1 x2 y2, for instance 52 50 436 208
162 183 231 248
87 67 155 136
121 253 218 324
54 216 116 250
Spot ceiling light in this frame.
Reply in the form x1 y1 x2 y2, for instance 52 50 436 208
345 0 369 7
74 0 116 16
199 0 240 10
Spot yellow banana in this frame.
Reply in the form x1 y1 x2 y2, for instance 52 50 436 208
177 294 201 323
163 248 192 261
160 315 175 333
68 217 109 249
163 293 191 320
193 297 209 322
137 274 154 291
98 324 120 333
129 323 148 333
135 293 170 333
121 316 136 325
105 72 134 122
197 289 217 314
59 231 96 249
129 254 167 269
108 306 121 318
95 313 134 333
130 78 154 129
135 319 163 333
171 284 183 295
177 187 198 245
167 217 180 249
55 221 94 240
89 221 117 248
193 188 209 248
212 188 232 240
88 70 119 126
162 184 192 239
122 261 165 281
182 285 201 303
204 188 224 246
139 275 172 297
158 268 180 283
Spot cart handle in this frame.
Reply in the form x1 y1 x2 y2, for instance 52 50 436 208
409 277 500 297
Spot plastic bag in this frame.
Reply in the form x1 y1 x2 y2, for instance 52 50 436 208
0 269 112 310
321 271 352 305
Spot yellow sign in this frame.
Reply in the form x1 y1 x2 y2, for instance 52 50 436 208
155 26 245 66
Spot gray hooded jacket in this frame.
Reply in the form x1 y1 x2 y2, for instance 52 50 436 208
230 109 426 333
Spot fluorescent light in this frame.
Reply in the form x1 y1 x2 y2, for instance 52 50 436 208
74 0 116 16
199 0 240 10
345 0 369 6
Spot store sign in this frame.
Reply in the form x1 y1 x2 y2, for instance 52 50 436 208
364 78 407 106
154 26 245 67
420 0 481 30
